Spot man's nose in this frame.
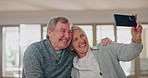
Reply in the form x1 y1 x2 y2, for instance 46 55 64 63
64 32 70 38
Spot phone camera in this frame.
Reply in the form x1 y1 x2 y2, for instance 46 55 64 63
129 17 135 20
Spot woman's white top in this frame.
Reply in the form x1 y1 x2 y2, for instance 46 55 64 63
73 48 102 78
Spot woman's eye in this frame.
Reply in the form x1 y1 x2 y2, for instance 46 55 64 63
80 34 84 37
73 38 77 42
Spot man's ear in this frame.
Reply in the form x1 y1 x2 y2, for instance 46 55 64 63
47 29 52 36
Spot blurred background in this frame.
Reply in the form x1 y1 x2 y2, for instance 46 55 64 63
0 0 148 78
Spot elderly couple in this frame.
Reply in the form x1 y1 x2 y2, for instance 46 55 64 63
22 15 143 78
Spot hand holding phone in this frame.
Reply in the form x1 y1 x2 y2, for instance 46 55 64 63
114 14 137 27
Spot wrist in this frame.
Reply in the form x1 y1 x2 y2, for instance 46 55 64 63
132 37 142 43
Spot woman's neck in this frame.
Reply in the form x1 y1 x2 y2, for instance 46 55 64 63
78 52 87 58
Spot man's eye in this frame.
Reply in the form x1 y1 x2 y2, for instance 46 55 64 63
60 29 65 33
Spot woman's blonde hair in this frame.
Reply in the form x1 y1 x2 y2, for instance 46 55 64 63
71 25 85 33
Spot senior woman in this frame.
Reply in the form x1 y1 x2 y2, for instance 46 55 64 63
70 20 143 78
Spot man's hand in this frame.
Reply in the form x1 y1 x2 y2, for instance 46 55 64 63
101 37 112 46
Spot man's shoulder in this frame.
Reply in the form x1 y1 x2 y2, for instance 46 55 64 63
24 39 49 57
25 39 47 52
29 39 48 47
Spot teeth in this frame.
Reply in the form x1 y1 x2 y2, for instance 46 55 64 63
79 43 85 48
61 39 68 42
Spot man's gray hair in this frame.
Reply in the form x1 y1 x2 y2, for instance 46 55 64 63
46 16 72 35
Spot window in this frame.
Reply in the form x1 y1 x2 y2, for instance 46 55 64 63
2 24 41 78
2 26 20 77
96 25 115 43
117 26 134 76
19 24 41 67
43 26 47 39
140 24 148 76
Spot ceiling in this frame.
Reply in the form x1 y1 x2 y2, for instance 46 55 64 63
0 0 148 12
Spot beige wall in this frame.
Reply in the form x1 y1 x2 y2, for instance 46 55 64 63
0 9 148 25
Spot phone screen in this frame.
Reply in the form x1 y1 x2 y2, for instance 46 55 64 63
114 14 137 27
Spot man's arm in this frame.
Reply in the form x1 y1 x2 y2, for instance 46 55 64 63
23 44 44 78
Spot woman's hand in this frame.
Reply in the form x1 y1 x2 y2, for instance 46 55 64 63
101 37 112 46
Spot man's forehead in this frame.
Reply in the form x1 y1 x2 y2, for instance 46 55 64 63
55 23 70 29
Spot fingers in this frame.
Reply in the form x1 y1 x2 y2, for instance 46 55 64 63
131 14 137 20
131 21 142 32
131 21 143 39
135 21 143 31
101 37 112 46
132 21 139 32
136 21 140 28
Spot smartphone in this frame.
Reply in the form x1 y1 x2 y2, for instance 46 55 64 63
114 14 137 27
